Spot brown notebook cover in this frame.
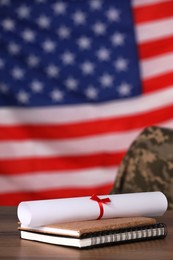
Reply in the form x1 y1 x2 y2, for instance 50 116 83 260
18 217 167 248
19 217 157 237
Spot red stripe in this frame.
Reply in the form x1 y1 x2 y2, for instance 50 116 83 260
139 36 173 59
133 1 173 24
143 73 173 93
0 152 124 175
0 103 173 140
0 185 113 206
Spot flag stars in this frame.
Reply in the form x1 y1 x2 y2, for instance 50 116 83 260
96 47 110 61
57 26 70 39
77 36 91 50
30 80 44 92
81 61 95 75
27 55 40 67
36 0 46 3
100 73 114 87
65 77 78 90
42 39 56 52
50 89 64 102
0 59 5 69
106 8 120 22
117 82 131 96
0 83 8 94
17 90 30 104
72 11 86 25
53 2 67 15
2 18 15 31
92 22 106 35
16 5 30 19
114 57 128 72
22 29 36 42
85 86 98 99
61 51 75 65
37 15 51 29
0 0 11 5
11 67 24 80
8 42 20 55
89 0 102 10
111 32 125 46
0 2 138 105
46 64 59 78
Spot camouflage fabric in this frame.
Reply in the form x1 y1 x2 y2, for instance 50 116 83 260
110 126 173 209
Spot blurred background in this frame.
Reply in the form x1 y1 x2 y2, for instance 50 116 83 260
0 0 173 205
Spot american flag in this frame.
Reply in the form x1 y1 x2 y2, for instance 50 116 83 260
0 0 173 205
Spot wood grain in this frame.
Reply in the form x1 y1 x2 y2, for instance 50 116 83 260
0 206 173 260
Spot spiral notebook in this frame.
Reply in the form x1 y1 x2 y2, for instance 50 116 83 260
18 217 167 248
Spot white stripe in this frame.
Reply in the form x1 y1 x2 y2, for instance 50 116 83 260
133 0 170 7
0 167 117 193
0 131 139 159
159 119 173 129
0 87 173 125
1 119 173 159
136 18 173 43
141 53 173 79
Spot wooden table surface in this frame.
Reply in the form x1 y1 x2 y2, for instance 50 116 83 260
0 206 173 260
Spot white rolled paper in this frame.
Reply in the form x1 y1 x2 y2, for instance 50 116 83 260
17 191 168 227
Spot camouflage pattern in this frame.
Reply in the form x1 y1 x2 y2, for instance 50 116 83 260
110 126 173 209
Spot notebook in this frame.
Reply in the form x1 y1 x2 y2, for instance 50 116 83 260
18 217 167 248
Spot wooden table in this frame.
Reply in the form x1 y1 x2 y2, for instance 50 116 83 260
0 207 173 259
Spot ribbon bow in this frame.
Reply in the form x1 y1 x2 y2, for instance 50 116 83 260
90 194 111 220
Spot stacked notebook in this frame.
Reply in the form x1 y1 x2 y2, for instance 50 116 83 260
18 192 168 248
18 216 167 248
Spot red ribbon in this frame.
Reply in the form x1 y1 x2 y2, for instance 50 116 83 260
90 194 111 220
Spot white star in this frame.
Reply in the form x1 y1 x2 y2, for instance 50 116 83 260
72 10 86 25
77 36 91 50
0 0 10 5
50 89 64 102
57 25 70 39
36 0 46 2
111 32 125 46
96 47 110 61
11 67 24 80
117 82 131 96
22 29 36 42
17 90 30 104
114 57 128 71
53 2 66 15
61 51 75 65
42 39 56 52
89 0 102 10
92 22 106 35
65 77 78 90
0 83 8 93
2 18 15 31
0 59 5 69
81 61 95 75
106 8 120 22
17 5 30 19
46 64 59 78
27 55 40 67
100 73 114 87
30 80 43 92
85 86 98 99
8 42 20 55
37 15 51 29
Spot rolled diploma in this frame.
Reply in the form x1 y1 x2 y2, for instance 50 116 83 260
17 191 168 227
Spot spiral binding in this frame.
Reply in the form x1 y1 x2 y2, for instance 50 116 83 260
89 223 167 247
